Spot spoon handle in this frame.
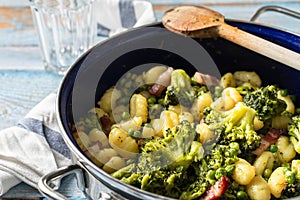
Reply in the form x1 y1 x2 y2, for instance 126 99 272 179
218 23 300 71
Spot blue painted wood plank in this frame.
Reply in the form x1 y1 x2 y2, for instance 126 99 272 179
2 175 85 198
0 70 62 130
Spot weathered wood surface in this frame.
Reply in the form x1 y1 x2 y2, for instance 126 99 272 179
0 0 299 199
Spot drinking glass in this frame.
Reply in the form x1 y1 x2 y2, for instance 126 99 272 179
29 0 96 75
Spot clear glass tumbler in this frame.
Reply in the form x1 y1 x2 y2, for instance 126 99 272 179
29 0 96 75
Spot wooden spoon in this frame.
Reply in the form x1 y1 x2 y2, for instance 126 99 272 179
162 5 300 70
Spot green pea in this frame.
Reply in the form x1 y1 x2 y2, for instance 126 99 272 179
215 168 227 179
286 171 296 184
263 168 272 178
269 144 278 153
119 78 126 86
296 108 300 115
191 77 198 86
214 86 223 97
237 191 248 200
128 129 135 136
133 130 141 138
280 89 288 97
121 111 130 120
158 98 165 105
148 96 157 104
138 84 148 91
124 81 132 89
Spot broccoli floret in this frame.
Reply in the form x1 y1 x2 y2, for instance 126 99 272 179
288 115 300 154
243 85 287 121
112 121 208 199
138 120 202 171
203 102 261 152
164 69 196 107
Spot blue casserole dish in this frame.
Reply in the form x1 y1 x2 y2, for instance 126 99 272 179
39 18 300 200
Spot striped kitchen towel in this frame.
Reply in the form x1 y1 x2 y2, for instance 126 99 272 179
96 0 156 37
0 93 72 195
0 0 156 196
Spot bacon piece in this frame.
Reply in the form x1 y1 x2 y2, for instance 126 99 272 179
149 84 166 97
193 72 220 87
100 115 112 136
149 67 173 97
252 128 285 156
203 176 231 200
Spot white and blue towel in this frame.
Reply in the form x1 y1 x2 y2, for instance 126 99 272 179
0 0 156 196
0 93 72 195
96 0 156 37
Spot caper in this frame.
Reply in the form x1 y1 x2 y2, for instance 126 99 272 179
148 96 157 104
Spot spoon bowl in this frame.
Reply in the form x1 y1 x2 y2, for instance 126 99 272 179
163 5 224 37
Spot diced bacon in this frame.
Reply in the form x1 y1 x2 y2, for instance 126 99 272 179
203 176 231 200
100 115 112 136
193 72 220 87
149 84 166 97
252 128 285 156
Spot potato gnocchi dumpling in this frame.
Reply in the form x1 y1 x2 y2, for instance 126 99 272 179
247 176 271 200
232 158 256 185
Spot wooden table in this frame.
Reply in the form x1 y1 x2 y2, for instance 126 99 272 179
0 0 299 199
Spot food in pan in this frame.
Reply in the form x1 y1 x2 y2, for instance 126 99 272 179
72 66 300 200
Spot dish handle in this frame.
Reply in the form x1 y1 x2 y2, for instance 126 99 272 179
38 164 86 199
38 164 119 200
250 5 300 22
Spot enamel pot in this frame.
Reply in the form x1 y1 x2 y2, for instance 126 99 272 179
38 6 300 200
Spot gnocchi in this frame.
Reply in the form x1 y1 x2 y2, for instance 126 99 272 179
277 91 295 114
98 87 121 113
109 127 139 158
253 151 274 176
220 72 236 88
232 158 256 185
268 167 287 198
130 94 148 122
233 71 262 87
246 176 271 200
276 136 296 163
190 92 213 120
